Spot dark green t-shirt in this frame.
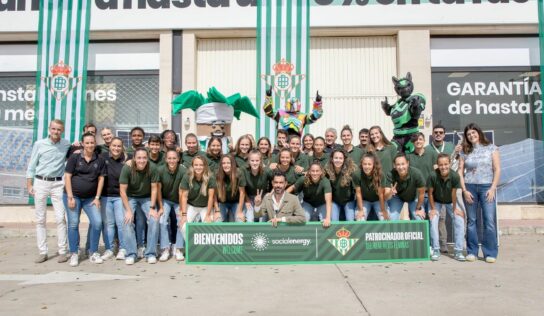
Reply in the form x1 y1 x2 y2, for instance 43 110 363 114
158 164 187 203
119 164 160 198
276 165 303 187
387 166 425 202
243 167 272 197
375 145 397 174
328 167 361 205
148 151 165 168
181 150 208 169
355 170 389 202
310 153 329 168
206 153 222 174
98 144 110 154
427 170 461 204
234 154 249 170
346 146 363 167
425 141 455 156
293 176 331 207
218 170 247 203
407 149 438 184
179 174 217 207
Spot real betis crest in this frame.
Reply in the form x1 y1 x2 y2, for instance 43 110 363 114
261 58 305 100
328 227 359 256
43 60 81 101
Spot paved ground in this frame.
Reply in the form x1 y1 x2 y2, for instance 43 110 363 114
0 235 541 316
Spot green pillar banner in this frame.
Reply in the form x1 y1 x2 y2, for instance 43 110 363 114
186 221 430 265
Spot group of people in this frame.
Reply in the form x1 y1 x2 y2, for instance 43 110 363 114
27 119 500 266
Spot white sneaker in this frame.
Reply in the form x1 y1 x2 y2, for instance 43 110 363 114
90 252 104 264
125 256 135 265
101 250 114 261
159 249 170 262
147 256 157 264
116 249 126 260
69 253 79 267
137 247 145 259
175 249 185 261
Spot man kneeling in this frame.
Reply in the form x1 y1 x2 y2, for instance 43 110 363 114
254 171 306 227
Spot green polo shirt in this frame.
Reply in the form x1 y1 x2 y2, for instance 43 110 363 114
425 141 455 156
346 146 363 166
407 149 438 183
148 151 165 168
234 154 248 169
206 153 222 174
119 164 160 198
158 164 187 203
243 168 272 197
97 144 110 154
387 166 425 202
375 144 397 174
179 175 217 207
218 170 247 203
181 150 208 168
427 170 461 204
293 176 331 207
276 165 303 187
355 171 390 202
310 153 329 168
328 168 361 205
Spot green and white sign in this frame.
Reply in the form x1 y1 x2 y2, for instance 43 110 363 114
186 221 430 264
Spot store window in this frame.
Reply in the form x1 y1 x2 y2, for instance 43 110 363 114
432 68 543 204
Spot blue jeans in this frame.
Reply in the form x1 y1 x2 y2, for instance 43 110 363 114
63 194 102 254
220 202 252 222
247 196 268 222
302 202 330 222
175 212 186 249
101 196 124 250
388 195 422 220
161 200 178 249
464 183 498 258
362 200 386 221
125 197 160 258
435 202 465 252
332 201 355 221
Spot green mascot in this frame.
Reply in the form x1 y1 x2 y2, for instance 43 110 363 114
381 72 426 153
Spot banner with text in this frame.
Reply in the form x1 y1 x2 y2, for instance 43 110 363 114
186 221 430 264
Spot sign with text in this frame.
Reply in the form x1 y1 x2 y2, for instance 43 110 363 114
186 221 430 264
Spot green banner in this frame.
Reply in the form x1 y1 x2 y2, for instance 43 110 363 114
186 221 430 265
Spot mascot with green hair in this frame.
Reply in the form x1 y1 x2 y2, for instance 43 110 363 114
381 72 426 153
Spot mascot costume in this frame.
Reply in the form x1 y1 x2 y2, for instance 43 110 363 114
172 87 259 154
263 87 323 137
381 72 426 153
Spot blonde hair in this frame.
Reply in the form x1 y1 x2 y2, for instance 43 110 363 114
187 156 211 196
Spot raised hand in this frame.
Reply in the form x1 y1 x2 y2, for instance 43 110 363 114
315 90 322 102
266 87 273 97
254 189 263 207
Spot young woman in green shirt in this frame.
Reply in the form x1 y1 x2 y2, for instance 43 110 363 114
234 135 253 169
269 148 303 187
287 161 333 226
387 153 426 221
355 153 390 221
206 136 223 174
369 125 397 174
243 150 273 222
215 155 247 222
257 137 273 167
178 155 218 238
311 137 329 168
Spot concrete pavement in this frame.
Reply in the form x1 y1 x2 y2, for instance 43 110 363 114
0 235 542 315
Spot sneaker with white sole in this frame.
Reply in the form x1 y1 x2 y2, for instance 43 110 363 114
125 256 135 265
454 251 466 262
147 256 157 264
175 249 185 261
116 249 126 260
90 252 104 264
159 249 170 262
431 250 440 261
466 254 477 262
485 256 496 263
137 247 145 259
101 250 114 261
69 253 79 267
